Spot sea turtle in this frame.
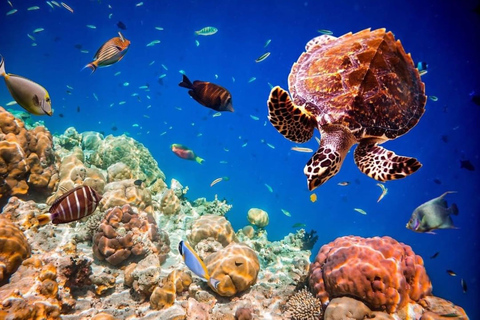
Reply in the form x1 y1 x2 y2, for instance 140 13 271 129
267 28 426 191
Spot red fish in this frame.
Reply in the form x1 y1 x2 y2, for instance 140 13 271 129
171 144 204 164
38 186 102 225
84 32 130 73
179 74 234 112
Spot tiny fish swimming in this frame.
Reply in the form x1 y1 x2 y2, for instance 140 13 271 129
179 74 234 112
84 32 130 73
38 186 102 225
0 55 52 116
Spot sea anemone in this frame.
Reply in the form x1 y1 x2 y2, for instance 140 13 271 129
286 288 323 320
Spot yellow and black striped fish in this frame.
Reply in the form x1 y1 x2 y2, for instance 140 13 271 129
84 32 130 73
38 186 102 225
179 74 234 112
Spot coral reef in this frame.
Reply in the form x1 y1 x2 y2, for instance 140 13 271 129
204 243 260 297
160 189 181 215
286 288 323 320
192 194 233 216
92 205 170 266
309 235 432 313
99 179 154 213
149 269 192 310
0 107 58 205
188 214 238 248
0 217 31 283
301 229 318 250
247 208 269 228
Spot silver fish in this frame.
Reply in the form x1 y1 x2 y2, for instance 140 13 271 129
406 191 459 233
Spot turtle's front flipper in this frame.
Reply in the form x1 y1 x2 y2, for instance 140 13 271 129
267 86 316 143
354 142 421 182
304 125 356 190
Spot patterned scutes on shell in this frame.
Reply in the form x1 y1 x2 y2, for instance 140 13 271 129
288 28 426 140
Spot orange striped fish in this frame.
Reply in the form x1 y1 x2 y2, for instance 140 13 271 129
84 32 130 73
179 74 234 112
38 186 102 225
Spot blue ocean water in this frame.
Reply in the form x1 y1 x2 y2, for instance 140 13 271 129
0 0 479 317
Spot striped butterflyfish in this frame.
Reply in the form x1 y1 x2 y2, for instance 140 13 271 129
83 32 130 73
179 74 234 112
38 186 102 225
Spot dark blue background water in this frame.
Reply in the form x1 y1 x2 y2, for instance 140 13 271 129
1 0 479 317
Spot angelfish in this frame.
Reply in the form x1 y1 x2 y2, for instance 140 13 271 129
171 144 205 164
0 55 52 115
178 241 220 291
406 191 459 233
84 32 130 73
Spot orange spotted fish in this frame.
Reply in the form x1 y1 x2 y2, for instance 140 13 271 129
179 74 234 112
38 186 102 225
84 32 130 73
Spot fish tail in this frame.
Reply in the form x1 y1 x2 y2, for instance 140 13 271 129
0 54 5 76
195 156 205 164
82 62 97 74
37 214 51 226
450 203 459 215
179 74 193 89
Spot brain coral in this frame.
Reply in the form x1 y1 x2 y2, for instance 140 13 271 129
92 205 170 266
0 217 31 283
188 215 238 247
247 208 269 228
99 179 153 213
309 235 432 313
0 107 58 204
204 243 260 297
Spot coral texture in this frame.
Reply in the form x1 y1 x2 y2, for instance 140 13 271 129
188 214 238 247
309 235 432 313
204 243 260 297
0 217 31 283
92 205 170 266
286 288 323 320
247 208 269 228
160 189 181 215
99 179 153 213
0 107 58 203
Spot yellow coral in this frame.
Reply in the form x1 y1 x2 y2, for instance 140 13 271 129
0 217 31 283
247 208 269 228
188 215 237 247
160 189 181 215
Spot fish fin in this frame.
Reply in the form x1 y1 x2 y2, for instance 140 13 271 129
426 231 437 235
82 62 97 74
0 55 5 76
179 74 194 89
195 156 205 164
209 277 220 291
449 203 459 216
49 186 84 213
37 214 52 226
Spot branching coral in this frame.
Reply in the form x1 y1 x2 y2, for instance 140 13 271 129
286 288 323 320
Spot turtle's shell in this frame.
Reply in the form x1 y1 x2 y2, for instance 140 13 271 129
288 28 426 140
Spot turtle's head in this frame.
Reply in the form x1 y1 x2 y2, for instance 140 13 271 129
304 147 342 190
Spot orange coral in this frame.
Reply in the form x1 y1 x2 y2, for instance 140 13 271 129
92 205 170 266
188 215 238 247
0 107 58 204
204 243 260 297
0 217 31 283
309 236 432 313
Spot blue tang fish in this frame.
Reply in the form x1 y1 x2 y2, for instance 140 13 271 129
178 240 220 290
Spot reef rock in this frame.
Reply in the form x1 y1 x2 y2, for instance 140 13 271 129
0 217 31 283
0 107 58 205
204 243 260 297
160 189 181 216
92 205 170 266
247 208 269 228
188 214 238 248
99 179 153 213
309 235 432 313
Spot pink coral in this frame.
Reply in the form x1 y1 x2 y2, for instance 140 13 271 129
308 236 432 313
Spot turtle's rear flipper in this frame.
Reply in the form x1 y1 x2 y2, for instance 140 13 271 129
354 142 421 181
267 86 316 143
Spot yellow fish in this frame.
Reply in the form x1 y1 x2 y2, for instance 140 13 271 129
84 32 130 73
0 55 52 116
310 193 317 202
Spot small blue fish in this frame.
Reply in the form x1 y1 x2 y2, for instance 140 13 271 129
178 241 220 290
